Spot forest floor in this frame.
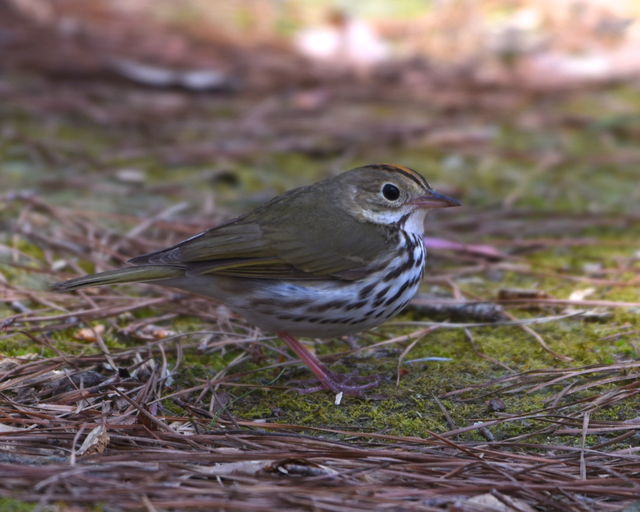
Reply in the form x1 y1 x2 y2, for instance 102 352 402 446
1 5 640 511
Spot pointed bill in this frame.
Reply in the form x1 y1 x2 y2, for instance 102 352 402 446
410 190 461 209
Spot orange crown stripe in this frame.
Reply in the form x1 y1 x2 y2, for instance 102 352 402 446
380 163 431 190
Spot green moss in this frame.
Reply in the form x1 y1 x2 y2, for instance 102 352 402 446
0 498 106 512
0 498 36 512
2 76 640 449
223 218 639 442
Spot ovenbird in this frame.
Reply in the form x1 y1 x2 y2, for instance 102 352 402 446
53 164 460 394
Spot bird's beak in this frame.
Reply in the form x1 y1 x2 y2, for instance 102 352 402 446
410 190 461 209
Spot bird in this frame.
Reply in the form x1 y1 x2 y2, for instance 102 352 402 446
53 164 460 394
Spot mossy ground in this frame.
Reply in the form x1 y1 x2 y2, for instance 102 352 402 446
1 80 639 453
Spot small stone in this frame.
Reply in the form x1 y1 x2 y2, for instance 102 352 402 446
487 398 506 412
581 262 603 275
115 168 146 183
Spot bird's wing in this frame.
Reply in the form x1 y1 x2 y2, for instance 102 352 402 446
129 187 395 280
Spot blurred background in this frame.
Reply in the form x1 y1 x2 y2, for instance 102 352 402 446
2 5 640 508
2 0 640 218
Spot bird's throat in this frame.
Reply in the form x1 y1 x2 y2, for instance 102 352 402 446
403 209 428 236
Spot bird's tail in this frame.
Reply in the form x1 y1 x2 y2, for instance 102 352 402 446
51 265 183 292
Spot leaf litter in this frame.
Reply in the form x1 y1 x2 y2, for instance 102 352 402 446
1 180 639 511
1 1 640 510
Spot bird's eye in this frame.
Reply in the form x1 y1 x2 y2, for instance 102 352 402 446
381 183 400 201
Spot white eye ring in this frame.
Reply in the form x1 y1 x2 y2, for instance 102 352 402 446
381 183 401 201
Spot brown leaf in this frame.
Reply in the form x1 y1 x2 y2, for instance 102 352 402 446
77 425 110 456
73 324 106 342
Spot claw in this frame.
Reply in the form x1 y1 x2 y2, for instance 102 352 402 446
277 331 381 395
290 371 380 396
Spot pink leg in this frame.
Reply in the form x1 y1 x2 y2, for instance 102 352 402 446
277 331 379 395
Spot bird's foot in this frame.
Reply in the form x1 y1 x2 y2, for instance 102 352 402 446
292 370 380 396
276 331 379 396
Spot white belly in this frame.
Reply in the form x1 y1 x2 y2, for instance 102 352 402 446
161 233 425 338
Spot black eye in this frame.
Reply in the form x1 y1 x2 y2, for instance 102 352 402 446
382 183 400 201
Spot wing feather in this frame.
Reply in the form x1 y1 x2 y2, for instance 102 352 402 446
129 182 396 280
